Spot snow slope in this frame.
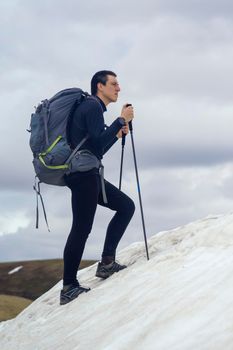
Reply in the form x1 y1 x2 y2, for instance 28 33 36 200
1 213 233 350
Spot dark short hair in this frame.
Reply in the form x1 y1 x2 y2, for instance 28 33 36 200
91 70 117 95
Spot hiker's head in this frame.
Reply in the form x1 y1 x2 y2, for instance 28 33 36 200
91 70 120 105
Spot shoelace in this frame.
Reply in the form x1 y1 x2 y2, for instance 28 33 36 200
101 261 124 272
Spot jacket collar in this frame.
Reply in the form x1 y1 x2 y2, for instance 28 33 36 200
94 95 107 112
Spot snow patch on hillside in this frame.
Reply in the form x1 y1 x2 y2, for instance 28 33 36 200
8 266 23 275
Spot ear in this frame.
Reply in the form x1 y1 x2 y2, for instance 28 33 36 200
97 82 104 92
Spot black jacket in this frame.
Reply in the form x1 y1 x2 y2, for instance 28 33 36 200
69 96 123 160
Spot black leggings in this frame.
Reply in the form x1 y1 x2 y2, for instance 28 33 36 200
63 169 135 285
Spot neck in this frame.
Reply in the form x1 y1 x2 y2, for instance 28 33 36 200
96 93 110 106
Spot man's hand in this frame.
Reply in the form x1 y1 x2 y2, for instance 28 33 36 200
121 104 134 123
117 123 129 139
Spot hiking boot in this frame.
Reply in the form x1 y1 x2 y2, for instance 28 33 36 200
95 261 127 279
60 282 91 305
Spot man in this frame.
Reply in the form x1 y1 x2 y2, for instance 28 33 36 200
60 70 135 305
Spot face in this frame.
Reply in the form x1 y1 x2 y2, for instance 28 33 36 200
97 75 121 104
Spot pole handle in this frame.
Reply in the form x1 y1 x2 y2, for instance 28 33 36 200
121 103 132 145
129 120 133 131
125 104 133 131
121 133 126 146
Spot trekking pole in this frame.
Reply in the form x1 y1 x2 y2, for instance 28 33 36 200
119 133 126 190
129 120 150 261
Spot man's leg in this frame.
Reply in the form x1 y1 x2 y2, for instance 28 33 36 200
98 179 135 262
63 171 100 285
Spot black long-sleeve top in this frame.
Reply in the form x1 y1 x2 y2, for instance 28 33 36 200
69 96 124 160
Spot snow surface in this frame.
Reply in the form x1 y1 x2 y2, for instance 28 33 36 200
8 266 23 275
1 213 233 350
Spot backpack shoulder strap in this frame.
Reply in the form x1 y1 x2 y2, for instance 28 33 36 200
66 92 89 146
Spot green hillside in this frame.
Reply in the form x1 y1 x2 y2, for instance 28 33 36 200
0 294 32 321
0 259 96 321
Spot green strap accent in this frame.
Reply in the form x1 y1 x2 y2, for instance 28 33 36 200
40 136 62 156
38 135 69 169
39 155 69 170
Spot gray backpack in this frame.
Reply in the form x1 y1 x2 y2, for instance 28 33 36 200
29 88 90 186
29 88 90 229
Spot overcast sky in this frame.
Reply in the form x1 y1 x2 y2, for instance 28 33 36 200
1 0 233 262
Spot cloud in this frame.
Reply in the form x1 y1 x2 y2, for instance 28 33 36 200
0 212 29 235
1 0 233 262
118 16 233 103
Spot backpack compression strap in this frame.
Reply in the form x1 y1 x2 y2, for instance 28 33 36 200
66 135 90 163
